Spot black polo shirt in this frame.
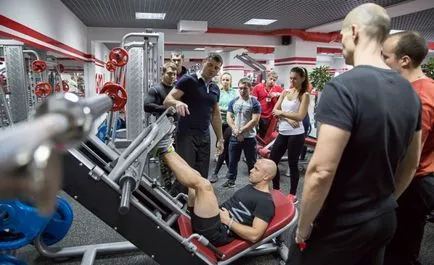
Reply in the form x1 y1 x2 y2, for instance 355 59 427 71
315 65 421 227
176 73 220 135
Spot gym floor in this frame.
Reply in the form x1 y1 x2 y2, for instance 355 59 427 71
16 159 434 265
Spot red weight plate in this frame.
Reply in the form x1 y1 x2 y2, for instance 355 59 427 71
109 48 129 67
31 60 47 73
34 82 52 98
100 83 127 111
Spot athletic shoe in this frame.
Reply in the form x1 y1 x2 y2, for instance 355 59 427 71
427 210 434 223
222 179 235 188
209 173 218 183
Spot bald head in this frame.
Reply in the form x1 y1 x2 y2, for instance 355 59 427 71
258 159 277 179
343 3 391 43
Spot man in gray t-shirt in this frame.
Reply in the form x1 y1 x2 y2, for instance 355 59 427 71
223 78 261 188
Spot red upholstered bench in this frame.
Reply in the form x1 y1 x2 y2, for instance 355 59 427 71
177 190 297 265
305 137 317 146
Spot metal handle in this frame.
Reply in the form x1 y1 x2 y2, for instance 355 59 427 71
0 113 69 174
119 179 134 215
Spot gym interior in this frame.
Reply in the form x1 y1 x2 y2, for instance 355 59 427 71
0 0 433 265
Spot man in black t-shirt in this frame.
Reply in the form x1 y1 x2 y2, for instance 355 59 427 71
154 141 276 247
295 4 422 265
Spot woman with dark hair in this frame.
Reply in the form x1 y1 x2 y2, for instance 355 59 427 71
209 72 238 183
300 67 312 160
269 67 310 201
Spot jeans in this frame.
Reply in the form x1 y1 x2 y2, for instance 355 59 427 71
226 136 257 181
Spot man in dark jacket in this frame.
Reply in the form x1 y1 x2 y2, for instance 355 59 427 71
144 62 177 116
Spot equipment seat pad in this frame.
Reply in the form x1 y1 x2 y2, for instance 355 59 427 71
177 190 296 264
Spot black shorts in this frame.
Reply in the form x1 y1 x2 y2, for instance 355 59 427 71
191 212 234 247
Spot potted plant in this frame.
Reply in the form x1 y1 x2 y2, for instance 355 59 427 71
421 57 434 79
309 65 333 137
309 65 333 92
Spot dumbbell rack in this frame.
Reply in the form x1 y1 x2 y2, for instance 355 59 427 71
0 81 12 128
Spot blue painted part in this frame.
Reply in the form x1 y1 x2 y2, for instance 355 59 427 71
40 197 73 246
0 201 49 251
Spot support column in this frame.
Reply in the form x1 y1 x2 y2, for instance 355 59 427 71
221 49 248 87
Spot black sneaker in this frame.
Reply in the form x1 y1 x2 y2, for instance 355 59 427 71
209 173 218 183
427 210 434 223
222 179 236 188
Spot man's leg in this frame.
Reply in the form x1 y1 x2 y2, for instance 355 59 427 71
243 137 257 172
258 118 270 138
193 133 211 179
160 152 219 218
301 211 396 265
384 176 434 265
173 132 196 195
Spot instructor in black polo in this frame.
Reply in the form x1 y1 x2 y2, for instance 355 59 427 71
164 53 224 189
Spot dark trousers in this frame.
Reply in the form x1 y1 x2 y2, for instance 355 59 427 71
226 136 257 181
292 211 396 265
213 124 231 175
300 114 311 160
258 118 271 138
384 174 434 265
173 132 211 194
269 133 305 193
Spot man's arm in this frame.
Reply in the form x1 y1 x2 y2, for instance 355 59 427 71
297 124 350 239
227 111 235 130
144 87 166 114
240 113 260 134
420 96 432 148
280 93 310 121
211 102 223 141
393 130 422 198
163 88 184 108
163 88 189 116
229 217 268 243
220 208 268 243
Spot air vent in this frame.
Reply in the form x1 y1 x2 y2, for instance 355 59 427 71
177 20 208 34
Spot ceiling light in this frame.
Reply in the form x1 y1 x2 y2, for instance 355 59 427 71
194 48 205 51
135 12 166 20
244 19 277 26
215 49 223 53
390 29 405 34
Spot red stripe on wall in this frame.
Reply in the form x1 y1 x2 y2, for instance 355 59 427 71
274 62 316 66
0 30 91 63
0 15 88 58
274 57 316 63
429 42 434 50
0 15 105 64
317 47 342 54
223 65 244 69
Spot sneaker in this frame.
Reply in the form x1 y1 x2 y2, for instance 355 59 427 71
427 210 434 223
209 173 218 183
222 179 236 188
